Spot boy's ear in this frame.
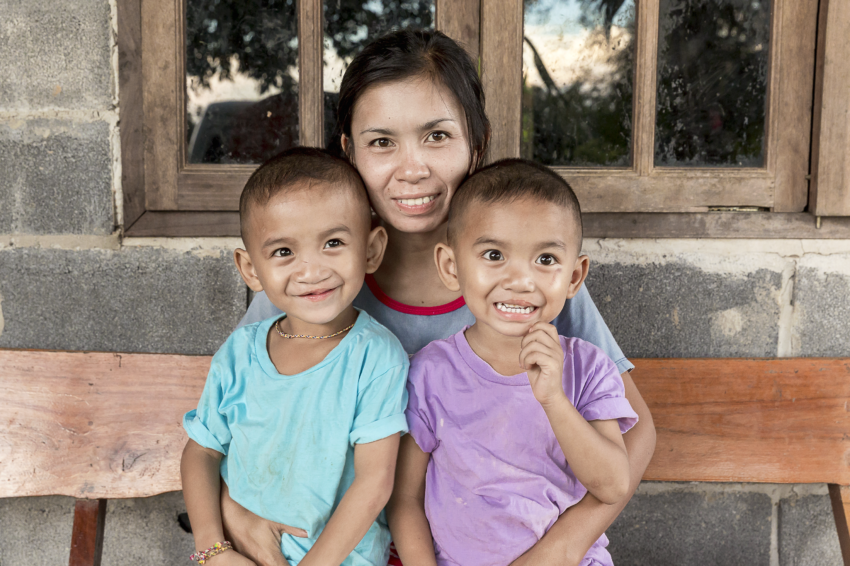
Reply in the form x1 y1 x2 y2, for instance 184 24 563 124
434 243 461 292
565 254 590 299
364 226 388 274
234 248 265 293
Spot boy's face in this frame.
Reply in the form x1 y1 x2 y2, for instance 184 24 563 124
235 184 385 327
436 197 588 338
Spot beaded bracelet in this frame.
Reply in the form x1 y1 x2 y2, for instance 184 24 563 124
190 541 232 564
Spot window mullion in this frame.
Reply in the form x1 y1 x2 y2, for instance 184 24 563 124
633 0 659 177
480 0 522 161
299 0 324 148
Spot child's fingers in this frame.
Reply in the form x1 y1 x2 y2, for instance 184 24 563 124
519 341 559 370
520 327 560 351
274 522 308 538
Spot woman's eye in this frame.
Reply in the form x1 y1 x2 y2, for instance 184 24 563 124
370 138 393 148
273 248 292 257
428 131 448 142
324 239 343 249
536 254 557 266
483 250 504 261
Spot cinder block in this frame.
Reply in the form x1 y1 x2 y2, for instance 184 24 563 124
0 247 246 355
101 492 195 566
585 262 782 357
607 488 771 566
0 120 113 235
793 263 850 356
0 0 112 110
779 495 843 566
0 495 75 565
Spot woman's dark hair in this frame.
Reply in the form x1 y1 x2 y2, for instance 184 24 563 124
331 29 490 170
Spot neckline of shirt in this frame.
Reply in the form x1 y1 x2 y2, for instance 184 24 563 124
454 326 539 386
254 309 369 379
365 274 466 316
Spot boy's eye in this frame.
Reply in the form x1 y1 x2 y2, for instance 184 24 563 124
324 239 343 249
427 131 448 142
483 250 504 261
272 248 292 257
536 254 557 266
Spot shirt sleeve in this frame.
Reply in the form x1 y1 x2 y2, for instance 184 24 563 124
349 359 410 446
554 284 634 374
183 354 233 455
236 291 284 329
404 355 439 454
571 340 639 434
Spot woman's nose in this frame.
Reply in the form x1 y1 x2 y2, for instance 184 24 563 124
395 147 430 184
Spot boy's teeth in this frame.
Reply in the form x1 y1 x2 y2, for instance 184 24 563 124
496 302 534 314
399 195 435 206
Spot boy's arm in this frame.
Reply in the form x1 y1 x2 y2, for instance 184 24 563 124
181 439 258 565
510 370 656 566
298 433 400 566
386 434 438 566
522 323 631 505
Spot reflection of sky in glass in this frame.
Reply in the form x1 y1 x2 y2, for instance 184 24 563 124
523 0 634 91
522 0 635 167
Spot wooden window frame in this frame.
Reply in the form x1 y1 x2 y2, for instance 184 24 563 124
121 0 850 237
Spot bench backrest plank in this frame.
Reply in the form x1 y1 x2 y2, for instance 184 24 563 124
640 358 850 484
1 350 849 498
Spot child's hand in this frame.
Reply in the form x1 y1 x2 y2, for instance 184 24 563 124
520 322 566 407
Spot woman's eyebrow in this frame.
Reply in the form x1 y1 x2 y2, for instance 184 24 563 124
420 118 455 130
360 127 394 135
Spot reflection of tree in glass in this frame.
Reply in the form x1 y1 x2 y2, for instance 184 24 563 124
184 1 432 162
655 0 770 166
522 0 635 167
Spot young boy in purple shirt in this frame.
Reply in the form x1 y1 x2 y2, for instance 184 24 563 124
386 160 638 566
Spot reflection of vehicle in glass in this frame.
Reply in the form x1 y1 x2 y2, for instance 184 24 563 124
187 91 298 164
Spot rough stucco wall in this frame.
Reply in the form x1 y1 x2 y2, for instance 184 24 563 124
0 0 847 565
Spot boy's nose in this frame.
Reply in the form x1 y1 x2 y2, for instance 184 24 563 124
294 258 333 283
502 265 535 292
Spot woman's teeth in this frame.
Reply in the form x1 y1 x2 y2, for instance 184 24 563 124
398 195 436 206
496 303 535 314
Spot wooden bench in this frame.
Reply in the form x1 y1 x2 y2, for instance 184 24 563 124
2 349 849 565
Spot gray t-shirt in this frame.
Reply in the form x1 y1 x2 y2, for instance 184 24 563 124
238 275 633 374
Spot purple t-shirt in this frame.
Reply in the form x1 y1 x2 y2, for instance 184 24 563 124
405 329 638 566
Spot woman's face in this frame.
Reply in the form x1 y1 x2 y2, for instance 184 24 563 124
344 76 472 235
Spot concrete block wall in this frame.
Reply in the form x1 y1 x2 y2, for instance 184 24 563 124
0 1 846 564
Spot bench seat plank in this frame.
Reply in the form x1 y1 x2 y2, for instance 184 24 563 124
638 358 850 484
0 349 207 498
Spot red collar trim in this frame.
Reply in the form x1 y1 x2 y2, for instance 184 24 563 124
365 274 466 316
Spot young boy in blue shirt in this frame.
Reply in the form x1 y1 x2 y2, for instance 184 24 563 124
181 148 410 566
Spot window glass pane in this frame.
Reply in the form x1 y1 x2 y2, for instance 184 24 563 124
655 0 770 167
186 0 299 164
522 0 636 167
323 1 435 147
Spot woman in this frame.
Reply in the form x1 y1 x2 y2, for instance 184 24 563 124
225 29 655 566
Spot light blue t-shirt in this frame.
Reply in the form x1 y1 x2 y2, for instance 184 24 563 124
184 310 410 566
240 275 634 374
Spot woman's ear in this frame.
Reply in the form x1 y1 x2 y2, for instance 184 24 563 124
341 134 354 165
565 254 590 299
234 248 265 293
434 243 461 292
364 226 388 274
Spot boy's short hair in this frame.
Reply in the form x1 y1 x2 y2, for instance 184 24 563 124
447 159 583 251
239 147 370 241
